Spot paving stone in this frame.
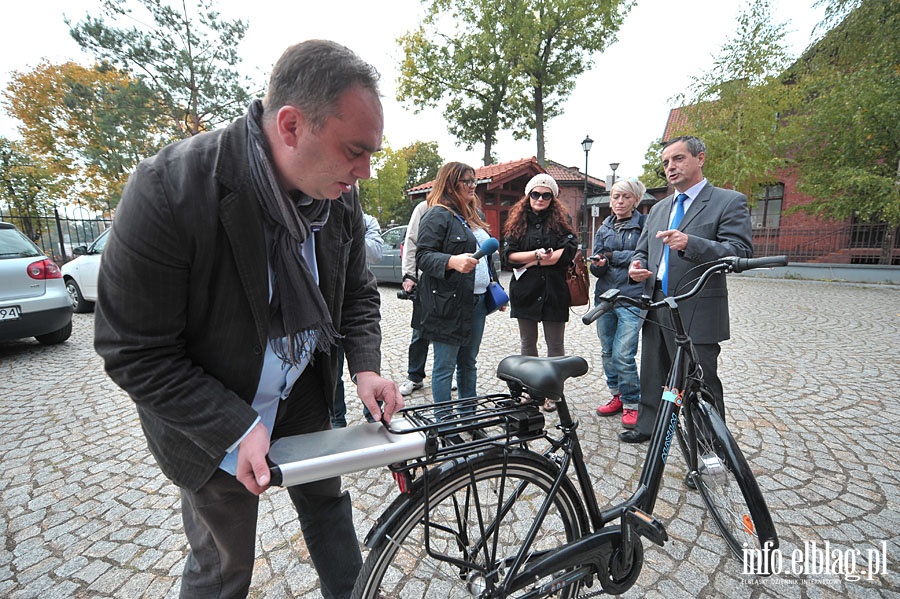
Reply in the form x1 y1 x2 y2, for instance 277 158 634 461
0 277 897 597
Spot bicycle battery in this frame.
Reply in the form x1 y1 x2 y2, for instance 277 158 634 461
267 418 427 486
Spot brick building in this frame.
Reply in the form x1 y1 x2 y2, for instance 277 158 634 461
662 107 899 265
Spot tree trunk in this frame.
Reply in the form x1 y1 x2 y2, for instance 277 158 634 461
534 85 545 167
881 225 896 265
482 135 493 166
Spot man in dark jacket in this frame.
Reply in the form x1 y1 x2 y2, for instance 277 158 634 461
94 41 402 598
625 135 752 444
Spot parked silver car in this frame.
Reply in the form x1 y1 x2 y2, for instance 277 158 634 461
0 222 72 344
61 228 109 313
369 225 407 284
369 225 503 285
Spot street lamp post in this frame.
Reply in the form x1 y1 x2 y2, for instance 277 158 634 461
581 135 593 249
609 162 620 187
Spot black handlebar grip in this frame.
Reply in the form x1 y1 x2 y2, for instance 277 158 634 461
734 255 788 273
582 301 612 325
267 459 284 487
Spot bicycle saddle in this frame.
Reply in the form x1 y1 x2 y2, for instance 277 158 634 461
496 355 589 401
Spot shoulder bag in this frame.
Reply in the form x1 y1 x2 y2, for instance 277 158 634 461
566 249 590 307
484 254 509 315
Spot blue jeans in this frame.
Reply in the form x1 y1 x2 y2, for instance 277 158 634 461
431 294 488 420
596 304 641 407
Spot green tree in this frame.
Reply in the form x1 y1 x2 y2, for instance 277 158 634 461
784 0 900 229
360 143 410 228
639 140 666 189
402 141 443 191
663 0 794 200
67 0 255 138
399 0 631 166
3 61 171 209
508 0 631 166
0 138 59 240
398 1 524 165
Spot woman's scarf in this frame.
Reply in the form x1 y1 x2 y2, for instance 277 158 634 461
245 99 340 366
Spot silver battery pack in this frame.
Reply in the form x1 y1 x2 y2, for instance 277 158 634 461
268 417 427 487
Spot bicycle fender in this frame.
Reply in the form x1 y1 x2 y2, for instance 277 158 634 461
360 457 463 549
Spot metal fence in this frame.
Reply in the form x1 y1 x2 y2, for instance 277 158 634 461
752 223 900 265
3 206 897 267
0 208 111 265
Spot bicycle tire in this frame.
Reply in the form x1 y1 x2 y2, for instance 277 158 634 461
352 448 589 598
687 396 779 569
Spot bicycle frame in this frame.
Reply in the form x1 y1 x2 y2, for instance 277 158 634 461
362 256 786 596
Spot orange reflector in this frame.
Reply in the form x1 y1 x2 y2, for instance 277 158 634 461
742 515 755 535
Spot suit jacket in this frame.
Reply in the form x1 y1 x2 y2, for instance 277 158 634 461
94 116 381 491
632 183 752 344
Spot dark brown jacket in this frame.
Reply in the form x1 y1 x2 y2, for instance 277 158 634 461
94 117 381 491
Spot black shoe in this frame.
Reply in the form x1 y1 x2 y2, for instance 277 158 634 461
685 473 697 490
619 430 650 444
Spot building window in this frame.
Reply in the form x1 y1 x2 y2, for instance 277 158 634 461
751 184 783 230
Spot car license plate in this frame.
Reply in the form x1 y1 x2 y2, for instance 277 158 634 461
0 305 22 321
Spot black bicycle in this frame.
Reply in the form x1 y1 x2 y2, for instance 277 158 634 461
349 256 785 598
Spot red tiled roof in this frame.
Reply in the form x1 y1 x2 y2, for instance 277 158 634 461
407 156 542 193
662 103 708 141
407 156 604 193
545 159 605 188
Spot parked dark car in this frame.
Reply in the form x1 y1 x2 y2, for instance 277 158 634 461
0 222 72 344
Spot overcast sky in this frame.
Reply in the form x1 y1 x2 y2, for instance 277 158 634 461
2 0 825 181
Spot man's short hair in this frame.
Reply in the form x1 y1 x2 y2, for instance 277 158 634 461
263 40 381 130
663 135 706 157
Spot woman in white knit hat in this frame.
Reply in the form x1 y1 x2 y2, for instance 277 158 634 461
501 174 579 408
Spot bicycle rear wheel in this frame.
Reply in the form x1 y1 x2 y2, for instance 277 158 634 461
352 448 589 598
686 395 779 569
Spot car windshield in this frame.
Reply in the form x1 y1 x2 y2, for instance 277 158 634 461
0 227 43 259
91 229 110 253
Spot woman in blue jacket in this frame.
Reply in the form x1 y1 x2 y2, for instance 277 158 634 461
590 178 647 430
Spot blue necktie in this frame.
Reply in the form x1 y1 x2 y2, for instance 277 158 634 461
661 193 687 295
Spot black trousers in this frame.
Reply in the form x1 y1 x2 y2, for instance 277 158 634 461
179 367 362 599
635 288 725 437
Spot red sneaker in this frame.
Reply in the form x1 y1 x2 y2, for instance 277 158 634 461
596 395 623 416
621 408 638 429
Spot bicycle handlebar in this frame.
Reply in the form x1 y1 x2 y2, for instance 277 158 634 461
581 255 788 325
581 296 616 325
730 255 788 273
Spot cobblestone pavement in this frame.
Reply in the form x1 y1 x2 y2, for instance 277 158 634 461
1 276 898 598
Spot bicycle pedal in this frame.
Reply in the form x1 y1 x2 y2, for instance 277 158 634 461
625 507 668 547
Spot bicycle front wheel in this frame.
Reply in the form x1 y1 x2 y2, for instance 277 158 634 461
353 448 589 598
687 397 779 566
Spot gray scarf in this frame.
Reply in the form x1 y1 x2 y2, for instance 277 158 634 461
246 99 339 366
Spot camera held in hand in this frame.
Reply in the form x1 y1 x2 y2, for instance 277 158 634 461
397 289 417 300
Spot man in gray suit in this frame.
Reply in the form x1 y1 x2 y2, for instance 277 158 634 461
94 41 402 598
624 135 752 444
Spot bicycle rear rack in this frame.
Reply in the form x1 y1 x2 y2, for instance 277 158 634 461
385 394 547 463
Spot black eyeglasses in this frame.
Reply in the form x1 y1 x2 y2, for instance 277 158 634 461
459 179 477 187
529 191 553 201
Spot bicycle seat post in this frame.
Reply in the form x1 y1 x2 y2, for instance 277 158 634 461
555 395 576 429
